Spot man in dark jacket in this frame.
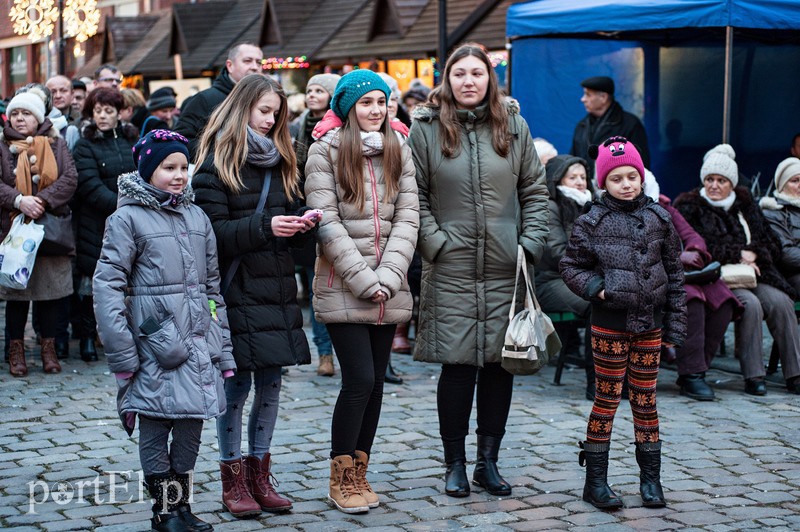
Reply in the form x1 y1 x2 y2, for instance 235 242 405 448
571 76 650 170
174 42 263 159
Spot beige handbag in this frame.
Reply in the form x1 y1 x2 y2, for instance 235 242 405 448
500 246 562 375
720 263 757 289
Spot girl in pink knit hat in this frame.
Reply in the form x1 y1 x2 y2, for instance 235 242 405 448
560 136 687 511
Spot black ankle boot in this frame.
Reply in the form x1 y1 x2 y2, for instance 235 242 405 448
442 440 469 497
384 359 403 384
174 472 212 531
145 473 189 531
579 441 622 509
472 435 511 496
55 340 70 360
80 338 98 361
635 441 666 508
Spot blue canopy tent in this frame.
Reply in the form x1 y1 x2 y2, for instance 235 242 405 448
506 0 800 198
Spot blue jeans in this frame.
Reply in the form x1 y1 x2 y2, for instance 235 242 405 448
306 266 332 355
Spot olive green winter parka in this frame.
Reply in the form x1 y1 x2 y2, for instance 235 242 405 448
408 101 549 366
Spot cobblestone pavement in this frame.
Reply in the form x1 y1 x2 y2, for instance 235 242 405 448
2 308 800 531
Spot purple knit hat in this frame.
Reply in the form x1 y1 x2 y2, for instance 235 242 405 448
591 136 645 189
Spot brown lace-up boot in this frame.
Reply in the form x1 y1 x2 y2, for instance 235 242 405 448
243 454 292 512
8 339 27 377
219 459 261 518
40 338 61 374
328 455 369 514
353 451 379 508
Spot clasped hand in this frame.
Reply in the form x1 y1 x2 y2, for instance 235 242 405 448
19 196 45 220
740 250 761 276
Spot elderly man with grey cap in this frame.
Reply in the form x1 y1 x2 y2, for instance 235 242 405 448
570 75 650 170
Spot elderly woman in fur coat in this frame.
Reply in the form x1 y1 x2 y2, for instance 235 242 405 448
674 145 800 396
0 91 77 376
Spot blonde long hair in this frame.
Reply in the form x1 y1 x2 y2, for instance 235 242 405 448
195 74 299 198
427 43 510 159
336 104 402 211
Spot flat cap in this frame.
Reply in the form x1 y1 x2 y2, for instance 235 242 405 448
581 76 614 95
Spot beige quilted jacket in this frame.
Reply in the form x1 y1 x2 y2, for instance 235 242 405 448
305 137 419 324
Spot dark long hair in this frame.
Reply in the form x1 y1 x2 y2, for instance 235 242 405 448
427 43 510 158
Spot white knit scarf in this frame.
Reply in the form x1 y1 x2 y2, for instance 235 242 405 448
700 187 736 211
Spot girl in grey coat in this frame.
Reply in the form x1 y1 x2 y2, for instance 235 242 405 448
94 130 235 532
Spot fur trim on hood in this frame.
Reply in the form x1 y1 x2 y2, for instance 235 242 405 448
412 97 521 122
117 171 194 210
81 121 139 143
759 195 782 211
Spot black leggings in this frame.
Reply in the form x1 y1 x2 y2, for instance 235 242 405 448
327 323 395 458
7 300 58 340
438 363 514 443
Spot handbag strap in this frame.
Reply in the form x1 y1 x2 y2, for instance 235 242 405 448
220 169 272 296
509 245 542 320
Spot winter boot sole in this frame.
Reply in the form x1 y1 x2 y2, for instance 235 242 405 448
327 494 369 514
679 388 715 401
582 491 623 509
222 503 261 518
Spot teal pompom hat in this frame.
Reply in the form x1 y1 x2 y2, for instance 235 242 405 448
330 70 391 120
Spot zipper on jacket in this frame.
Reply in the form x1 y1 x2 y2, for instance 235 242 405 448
367 157 385 325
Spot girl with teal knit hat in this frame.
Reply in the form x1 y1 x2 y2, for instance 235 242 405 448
305 69 419 514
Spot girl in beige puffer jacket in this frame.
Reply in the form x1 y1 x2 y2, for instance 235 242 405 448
305 70 419 515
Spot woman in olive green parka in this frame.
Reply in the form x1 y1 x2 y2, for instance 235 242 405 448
407 43 549 498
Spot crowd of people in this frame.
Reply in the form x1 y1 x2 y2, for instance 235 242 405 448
2 40 800 531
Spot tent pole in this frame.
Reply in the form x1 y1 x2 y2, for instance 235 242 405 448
438 0 448 82
723 26 732 144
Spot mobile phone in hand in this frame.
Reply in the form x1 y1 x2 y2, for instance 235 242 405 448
301 209 323 222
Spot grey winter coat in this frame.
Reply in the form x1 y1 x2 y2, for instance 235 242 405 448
93 172 236 425
559 193 687 346
408 102 550 367
761 194 800 277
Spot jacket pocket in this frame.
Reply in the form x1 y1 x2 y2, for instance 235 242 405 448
206 319 224 364
137 316 189 370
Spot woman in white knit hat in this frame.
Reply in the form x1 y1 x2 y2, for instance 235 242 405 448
674 145 800 396
1 90 78 377
760 156 800 294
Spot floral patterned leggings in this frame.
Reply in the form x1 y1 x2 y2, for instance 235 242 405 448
587 326 662 444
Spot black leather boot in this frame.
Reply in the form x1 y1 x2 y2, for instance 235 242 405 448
579 441 622 509
472 435 511 496
442 440 469 497
384 357 403 384
174 472 213 531
145 473 190 531
79 296 98 362
677 373 715 401
55 340 70 360
635 441 666 508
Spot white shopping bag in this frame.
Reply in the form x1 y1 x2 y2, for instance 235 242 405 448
0 214 44 289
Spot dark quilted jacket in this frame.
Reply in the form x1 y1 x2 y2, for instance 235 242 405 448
760 194 800 278
192 155 311 370
674 187 796 299
72 122 138 277
560 193 687 346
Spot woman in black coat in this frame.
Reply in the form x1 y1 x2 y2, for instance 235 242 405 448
192 74 313 518
72 88 138 361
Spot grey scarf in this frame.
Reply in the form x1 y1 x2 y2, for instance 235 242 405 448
246 126 282 168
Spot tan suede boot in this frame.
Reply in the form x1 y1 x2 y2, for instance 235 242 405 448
353 450 379 508
317 354 335 376
328 455 369 514
40 338 61 374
